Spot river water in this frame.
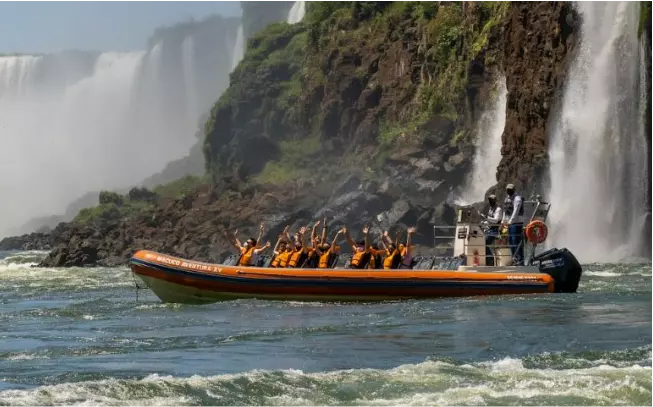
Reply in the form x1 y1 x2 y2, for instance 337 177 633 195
0 250 650 405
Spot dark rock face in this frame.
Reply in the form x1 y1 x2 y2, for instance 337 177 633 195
496 2 578 195
0 233 53 251
30 175 458 268
641 3 652 258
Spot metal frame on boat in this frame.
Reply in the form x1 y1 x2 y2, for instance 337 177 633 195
129 196 583 304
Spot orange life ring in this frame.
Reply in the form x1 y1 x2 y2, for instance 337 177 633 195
525 220 548 244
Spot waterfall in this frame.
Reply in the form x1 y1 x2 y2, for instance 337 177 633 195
287 1 306 24
547 2 650 262
457 75 508 204
0 20 239 237
231 24 244 71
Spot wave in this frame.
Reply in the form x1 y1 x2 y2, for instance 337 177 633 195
0 347 650 406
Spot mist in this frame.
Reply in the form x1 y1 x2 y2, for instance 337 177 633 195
0 16 240 237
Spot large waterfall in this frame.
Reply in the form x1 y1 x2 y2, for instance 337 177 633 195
547 2 650 262
0 17 239 237
287 1 306 24
458 75 508 204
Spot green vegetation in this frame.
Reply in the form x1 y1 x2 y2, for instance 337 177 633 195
252 136 321 185
73 174 209 225
203 20 308 181
152 175 208 198
202 1 513 186
73 200 153 225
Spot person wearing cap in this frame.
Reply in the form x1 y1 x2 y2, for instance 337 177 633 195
482 194 503 266
502 183 524 265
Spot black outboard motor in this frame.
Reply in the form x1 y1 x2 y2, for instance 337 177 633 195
531 248 583 293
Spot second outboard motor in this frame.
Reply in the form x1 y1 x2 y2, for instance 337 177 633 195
531 248 583 293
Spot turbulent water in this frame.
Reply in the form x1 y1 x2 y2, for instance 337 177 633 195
548 1 651 262
0 18 238 237
458 75 508 204
287 1 306 24
1 250 650 406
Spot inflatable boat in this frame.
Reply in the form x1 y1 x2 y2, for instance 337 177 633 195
129 198 583 304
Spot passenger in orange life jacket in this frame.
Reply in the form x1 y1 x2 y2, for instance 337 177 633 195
285 225 309 268
315 228 343 268
343 226 371 269
379 239 402 270
304 218 327 268
367 242 385 269
381 227 416 268
224 225 271 267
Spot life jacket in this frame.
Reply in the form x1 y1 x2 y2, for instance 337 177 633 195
383 249 402 269
238 247 255 266
317 249 331 269
303 248 319 268
274 249 293 268
350 250 371 269
288 248 307 268
368 249 383 269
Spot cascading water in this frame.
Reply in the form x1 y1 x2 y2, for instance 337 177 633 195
287 1 306 24
458 75 508 204
547 2 650 262
0 19 239 237
231 24 244 71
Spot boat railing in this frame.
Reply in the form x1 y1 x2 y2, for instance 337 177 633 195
431 197 552 266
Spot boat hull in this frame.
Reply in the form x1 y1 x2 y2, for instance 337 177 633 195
129 250 555 304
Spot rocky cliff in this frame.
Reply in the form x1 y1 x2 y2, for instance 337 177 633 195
4 1 585 267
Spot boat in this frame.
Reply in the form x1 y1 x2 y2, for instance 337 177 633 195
129 196 583 304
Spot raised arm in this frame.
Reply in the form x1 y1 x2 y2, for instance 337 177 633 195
362 226 370 251
283 225 296 249
321 215 328 243
343 227 356 250
223 229 241 250
256 223 265 245
310 220 320 247
382 230 393 246
406 227 416 256
254 241 271 254
272 233 284 255
233 228 242 248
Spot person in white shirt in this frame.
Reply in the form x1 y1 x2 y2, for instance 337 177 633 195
483 194 503 266
501 183 524 265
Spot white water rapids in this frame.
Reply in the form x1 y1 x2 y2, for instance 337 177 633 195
547 1 650 262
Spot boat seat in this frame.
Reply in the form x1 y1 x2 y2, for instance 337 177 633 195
255 255 273 268
411 256 435 270
432 255 466 270
222 254 240 266
335 254 352 268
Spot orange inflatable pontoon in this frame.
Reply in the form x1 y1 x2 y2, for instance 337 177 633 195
129 247 581 304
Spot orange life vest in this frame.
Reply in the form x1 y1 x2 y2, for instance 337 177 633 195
275 250 292 267
288 248 306 268
350 250 370 269
238 247 255 266
383 249 401 269
318 249 332 268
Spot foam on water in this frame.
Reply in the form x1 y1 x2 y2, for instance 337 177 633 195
0 350 649 406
